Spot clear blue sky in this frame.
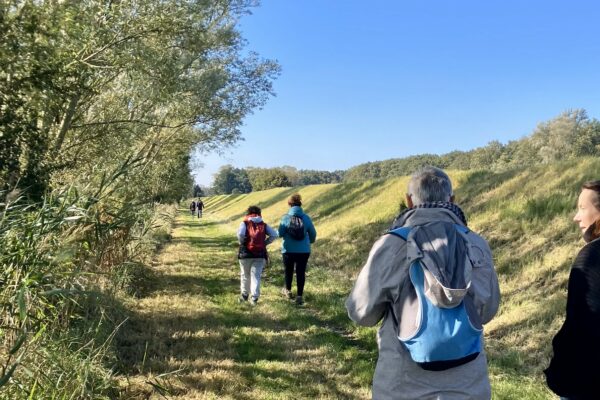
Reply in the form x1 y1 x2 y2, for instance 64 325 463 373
193 0 600 186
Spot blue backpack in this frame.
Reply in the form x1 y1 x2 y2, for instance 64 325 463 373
388 225 482 371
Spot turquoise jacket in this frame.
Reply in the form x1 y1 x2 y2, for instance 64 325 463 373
278 206 317 253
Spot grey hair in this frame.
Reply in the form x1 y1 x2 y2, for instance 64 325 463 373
407 166 453 205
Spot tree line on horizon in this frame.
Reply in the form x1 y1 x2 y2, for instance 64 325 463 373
211 165 345 194
211 109 600 194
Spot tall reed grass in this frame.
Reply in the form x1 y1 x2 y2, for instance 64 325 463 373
0 180 177 399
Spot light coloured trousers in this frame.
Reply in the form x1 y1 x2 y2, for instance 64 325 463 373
239 258 265 300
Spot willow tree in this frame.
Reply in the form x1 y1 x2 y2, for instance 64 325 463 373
0 0 279 202
0 1 279 394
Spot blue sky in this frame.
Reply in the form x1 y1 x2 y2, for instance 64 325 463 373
193 0 600 186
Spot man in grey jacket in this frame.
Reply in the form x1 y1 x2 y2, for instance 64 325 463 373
346 167 500 400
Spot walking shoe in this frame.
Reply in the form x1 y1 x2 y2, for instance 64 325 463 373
238 293 248 303
295 296 304 306
281 288 293 299
250 297 258 306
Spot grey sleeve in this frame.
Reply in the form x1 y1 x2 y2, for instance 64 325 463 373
345 235 407 326
237 221 246 244
264 224 278 245
481 242 501 324
468 235 501 324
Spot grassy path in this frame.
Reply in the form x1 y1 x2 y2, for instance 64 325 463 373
115 209 372 399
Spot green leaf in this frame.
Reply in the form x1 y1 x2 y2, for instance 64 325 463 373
17 286 27 321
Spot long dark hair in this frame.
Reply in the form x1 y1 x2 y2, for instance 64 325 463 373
582 181 600 240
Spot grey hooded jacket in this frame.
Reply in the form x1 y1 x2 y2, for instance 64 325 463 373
346 207 500 400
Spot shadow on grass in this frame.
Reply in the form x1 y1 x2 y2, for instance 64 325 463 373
207 194 247 214
152 273 239 297
305 179 388 221
311 218 391 273
172 219 219 229
115 210 373 399
226 187 300 222
116 297 367 366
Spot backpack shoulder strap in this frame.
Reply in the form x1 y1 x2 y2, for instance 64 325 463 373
454 224 470 234
387 226 411 240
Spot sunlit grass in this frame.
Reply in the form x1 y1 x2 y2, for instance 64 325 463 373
115 209 373 399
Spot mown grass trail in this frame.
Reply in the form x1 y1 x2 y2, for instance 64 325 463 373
115 209 372 399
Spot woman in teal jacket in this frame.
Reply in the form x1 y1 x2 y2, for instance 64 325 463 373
278 193 317 305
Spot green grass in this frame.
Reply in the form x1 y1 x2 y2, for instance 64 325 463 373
115 212 373 399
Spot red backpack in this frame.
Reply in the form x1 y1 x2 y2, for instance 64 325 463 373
244 215 267 256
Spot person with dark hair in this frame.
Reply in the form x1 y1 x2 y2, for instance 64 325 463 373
545 181 600 399
197 198 204 218
189 200 196 217
237 205 278 305
278 193 317 305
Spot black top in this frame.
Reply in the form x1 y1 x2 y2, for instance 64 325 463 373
545 235 600 397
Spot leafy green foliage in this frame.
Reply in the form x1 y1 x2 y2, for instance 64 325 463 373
212 164 252 194
211 165 344 193
343 109 600 182
246 167 291 191
0 0 279 202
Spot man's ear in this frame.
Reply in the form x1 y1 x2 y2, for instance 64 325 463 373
406 194 414 208
450 194 455 203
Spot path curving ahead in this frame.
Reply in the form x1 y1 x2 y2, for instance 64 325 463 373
115 209 372 400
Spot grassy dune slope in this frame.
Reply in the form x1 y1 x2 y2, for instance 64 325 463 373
204 158 600 399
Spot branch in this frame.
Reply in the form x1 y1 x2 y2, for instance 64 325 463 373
52 93 81 155
66 29 163 69
70 119 197 130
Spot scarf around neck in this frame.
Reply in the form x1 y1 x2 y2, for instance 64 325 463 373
393 201 468 227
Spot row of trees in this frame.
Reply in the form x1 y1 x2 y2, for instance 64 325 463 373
343 109 600 181
208 109 600 194
212 165 343 194
1 0 277 396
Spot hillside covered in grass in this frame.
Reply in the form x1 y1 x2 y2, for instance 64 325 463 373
202 157 600 399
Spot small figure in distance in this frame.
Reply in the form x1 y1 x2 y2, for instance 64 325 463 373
197 198 204 218
189 200 196 217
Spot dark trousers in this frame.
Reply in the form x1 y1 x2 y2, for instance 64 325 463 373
283 252 310 296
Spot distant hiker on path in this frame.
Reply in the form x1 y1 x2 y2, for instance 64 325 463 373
197 198 204 218
237 205 278 306
545 181 600 399
189 200 196 217
346 167 500 400
278 193 317 306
